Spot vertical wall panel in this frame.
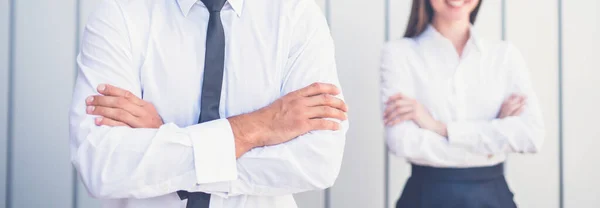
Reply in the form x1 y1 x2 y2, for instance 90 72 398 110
385 1 502 207
504 1 560 208
475 0 502 41
293 187 324 208
0 0 10 207
387 0 411 40
329 0 385 207
11 0 77 207
385 1 411 207
563 1 600 207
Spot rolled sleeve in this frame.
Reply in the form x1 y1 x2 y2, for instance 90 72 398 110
186 119 238 184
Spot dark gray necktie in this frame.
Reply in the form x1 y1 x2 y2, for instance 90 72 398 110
177 0 227 207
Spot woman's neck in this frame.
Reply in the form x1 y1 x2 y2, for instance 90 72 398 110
431 17 471 56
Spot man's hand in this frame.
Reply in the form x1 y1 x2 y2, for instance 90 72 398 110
383 93 447 137
229 83 348 157
85 83 348 158
85 84 163 128
498 94 527 119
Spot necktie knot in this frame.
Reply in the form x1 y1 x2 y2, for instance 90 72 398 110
201 0 227 12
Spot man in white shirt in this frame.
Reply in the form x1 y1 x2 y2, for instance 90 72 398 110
68 0 348 207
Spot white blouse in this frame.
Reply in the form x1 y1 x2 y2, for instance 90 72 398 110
380 25 545 168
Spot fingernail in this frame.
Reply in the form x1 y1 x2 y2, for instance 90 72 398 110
87 106 95 113
97 84 106 92
95 117 103 125
86 96 94 104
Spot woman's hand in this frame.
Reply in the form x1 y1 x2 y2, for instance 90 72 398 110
498 94 527 119
85 84 164 128
384 93 447 137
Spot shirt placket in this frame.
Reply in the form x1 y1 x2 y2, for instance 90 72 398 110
451 57 468 121
452 41 477 121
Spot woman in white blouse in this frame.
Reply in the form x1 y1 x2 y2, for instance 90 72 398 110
381 0 545 207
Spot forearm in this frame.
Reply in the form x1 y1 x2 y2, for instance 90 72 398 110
419 120 448 138
72 121 236 199
228 111 268 158
72 83 238 198
387 121 462 164
446 116 545 155
70 0 239 198
196 120 348 196
198 0 348 196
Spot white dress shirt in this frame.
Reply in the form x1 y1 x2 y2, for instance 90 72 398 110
380 25 545 168
69 0 347 207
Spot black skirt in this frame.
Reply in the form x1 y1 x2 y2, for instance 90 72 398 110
396 163 517 208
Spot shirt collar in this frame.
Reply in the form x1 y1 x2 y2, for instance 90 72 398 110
177 0 244 17
418 24 483 52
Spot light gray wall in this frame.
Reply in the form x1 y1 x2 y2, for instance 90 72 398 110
10 0 77 207
473 0 502 41
563 0 600 207
505 0 560 207
0 0 10 207
329 0 386 207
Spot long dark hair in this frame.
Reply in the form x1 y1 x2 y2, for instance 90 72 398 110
404 0 483 38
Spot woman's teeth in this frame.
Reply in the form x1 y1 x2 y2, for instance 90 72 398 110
447 0 464 7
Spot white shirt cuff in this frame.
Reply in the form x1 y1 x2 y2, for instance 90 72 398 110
186 119 238 184
194 181 232 198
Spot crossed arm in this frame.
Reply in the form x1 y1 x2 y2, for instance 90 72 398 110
70 0 347 199
379 42 545 164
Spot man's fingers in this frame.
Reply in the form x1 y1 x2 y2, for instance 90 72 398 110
97 84 128 97
305 94 348 112
308 119 341 131
97 84 146 106
87 106 139 126
306 106 347 121
86 95 146 116
297 83 340 97
95 117 130 127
